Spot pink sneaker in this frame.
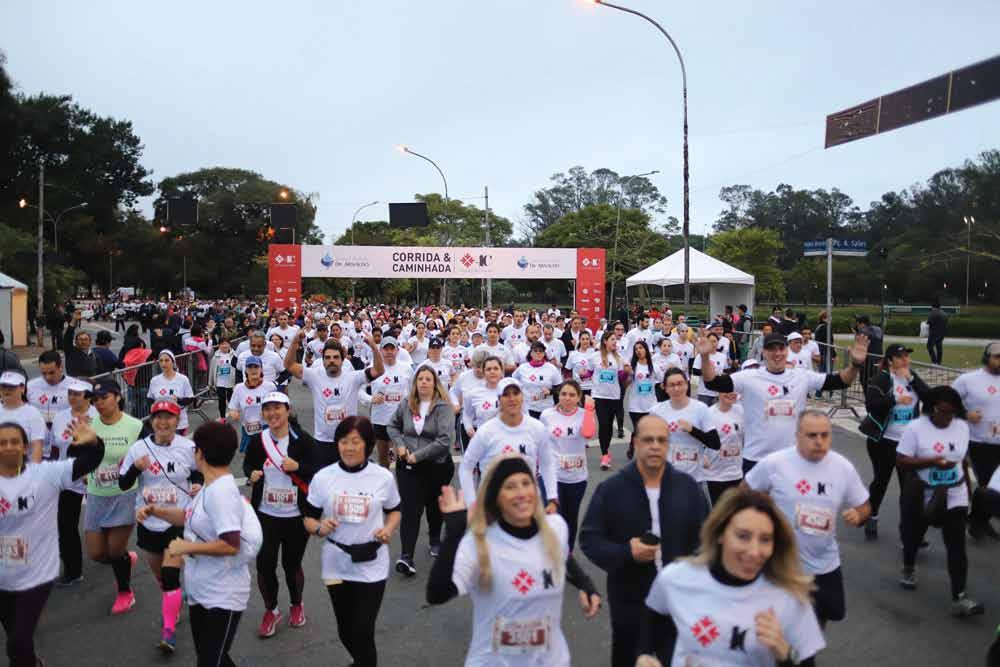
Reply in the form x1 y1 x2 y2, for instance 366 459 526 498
600 454 612 470
111 590 136 615
289 603 307 628
258 609 282 638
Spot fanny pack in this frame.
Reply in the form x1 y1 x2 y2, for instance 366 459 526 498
327 538 381 563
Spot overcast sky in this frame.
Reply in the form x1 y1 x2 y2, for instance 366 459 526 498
3 1 998 245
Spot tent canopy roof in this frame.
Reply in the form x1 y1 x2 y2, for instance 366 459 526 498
0 271 28 290
625 247 754 287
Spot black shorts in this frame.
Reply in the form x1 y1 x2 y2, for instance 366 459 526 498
137 524 185 554
373 424 390 441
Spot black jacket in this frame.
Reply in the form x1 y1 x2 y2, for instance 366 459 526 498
62 325 98 378
579 461 708 609
861 368 931 441
243 427 321 515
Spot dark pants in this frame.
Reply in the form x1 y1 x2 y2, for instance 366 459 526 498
901 486 967 598
327 580 386 667
613 397 625 433
610 600 641 667
969 441 1000 490
971 487 1000 525
0 582 52 667
57 490 84 580
115 318 126 332
557 480 588 553
594 398 617 455
926 336 944 365
812 567 846 626
628 411 646 452
255 513 309 610
396 458 454 559
742 459 758 475
315 439 340 467
215 386 233 419
866 437 904 517
189 604 242 667
706 479 741 506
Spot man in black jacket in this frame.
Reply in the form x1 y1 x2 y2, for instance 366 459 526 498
62 311 98 378
580 414 709 667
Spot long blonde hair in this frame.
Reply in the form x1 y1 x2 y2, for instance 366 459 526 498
406 365 449 416
468 455 564 592
599 331 622 367
686 487 814 603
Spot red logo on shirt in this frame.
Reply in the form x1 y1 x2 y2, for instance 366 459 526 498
482 401 493 410
796 479 812 495
691 616 720 647
322 388 333 398
896 386 906 395
767 385 780 397
529 374 537 382
989 386 998 395
412 414 422 422
39 395 49 404
721 424 732 435
159 389 168 396
245 397 253 406
0 497 9 516
502 444 514 454
552 427 563 437
667 421 679 432
382 377 391 385
148 461 162 475
933 442 945 454
512 569 535 595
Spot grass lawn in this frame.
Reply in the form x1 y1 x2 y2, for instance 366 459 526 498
888 341 985 370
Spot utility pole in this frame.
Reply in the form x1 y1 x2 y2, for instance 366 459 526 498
37 161 45 320
484 186 492 309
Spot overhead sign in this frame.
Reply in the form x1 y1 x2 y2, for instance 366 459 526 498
825 54 1000 148
803 239 868 257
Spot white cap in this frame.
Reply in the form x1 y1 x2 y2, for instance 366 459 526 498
0 371 26 386
741 359 761 370
66 377 93 393
786 332 803 342
497 377 522 395
262 391 290 406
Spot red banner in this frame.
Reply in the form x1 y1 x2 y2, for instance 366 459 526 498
575 248 606 333
268 245 302 315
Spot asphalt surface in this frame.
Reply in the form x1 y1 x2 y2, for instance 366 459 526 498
20 334 1000 666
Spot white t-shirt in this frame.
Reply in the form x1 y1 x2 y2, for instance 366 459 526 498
452 514 571 667
146 373 195 430
236 349 284 383
729 367 828 462
673 341 695 376
651 352 682 381
370 362 413 426
501 323 528 347
624 327 654 359
803 340 821 366
786 347 813 371
451 369 486 412
693 352 728 399
227 380 278 436
26 375 71 425
897 415 970 510
540 406 590 484
120 435 198 532
183 474 253 612
475 343 513 368
542 338 567 366
745 447 868 574
257 429 300 519
649 399 712 481
307 462 401 583
565 350 598 391
49 406 98 493
459 415 558 506
645 560 825 667
265 324 299 349
626 362 659 414
302 364 368 441
0 404 46 446
646 486 663 570
702 404 744 482
419 358 455 391
462 384 502 433
883 372 919 442
513 362 561 413
408 337 430 365
443 344 471 374
952 368 1000 444
211 351 237 389
591 353 625 401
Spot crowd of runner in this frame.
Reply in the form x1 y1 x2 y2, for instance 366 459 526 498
1 296 999 666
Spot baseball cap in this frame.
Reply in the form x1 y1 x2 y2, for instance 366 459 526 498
741 359 761 370
497 378 522 395
92 379 122 396
786 332 803 342
0 371 26 386
428 337 443 349
66 378 93 393
150 400 181 416
262 391 290 406
763 333 787 348
885 343 914 358
986 342 1000 357
380 336 398 349
244 355 263 367
710 320 724 328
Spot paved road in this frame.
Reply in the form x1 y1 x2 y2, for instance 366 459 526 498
28 382 1000 666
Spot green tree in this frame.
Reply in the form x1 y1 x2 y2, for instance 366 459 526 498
707 228 785 302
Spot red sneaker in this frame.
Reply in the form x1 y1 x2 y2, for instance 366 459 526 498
258 609 282 638
110 590 136 615
600 454 612 470
289 603 307 628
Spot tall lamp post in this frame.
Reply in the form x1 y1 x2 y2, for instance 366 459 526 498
350 200 380 302
963 215 975 307
19 198 87 254
397 145 450 303
608 169 658 320
590 0 691 304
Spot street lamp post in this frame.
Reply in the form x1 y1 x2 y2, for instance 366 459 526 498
591 0 691 304
19 200 87 254
608 170 658 320
350 200 380 302
964 215 975 307
397 145 450 304
36 162 44 321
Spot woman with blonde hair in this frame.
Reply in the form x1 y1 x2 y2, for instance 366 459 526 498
427 455 602 666
387 365 456 576
638 487 825 666
593 331 627 470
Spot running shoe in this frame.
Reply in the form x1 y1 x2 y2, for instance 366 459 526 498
863 517 878 541
983 521 1000 540
429 543 440 559
617 429 625 439
158 628 176 655
600 454 611 471
395 556 417 577
899 568 917 590
289 603 307 628
952 594 985 618
258 609 282 638
110 590 136 615
56 574 84 588
969 520 988 541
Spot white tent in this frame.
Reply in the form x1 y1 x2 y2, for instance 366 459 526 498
625 247 755 320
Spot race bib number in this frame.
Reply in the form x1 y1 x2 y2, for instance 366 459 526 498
264 485 298 507
928 465 960 486
218 366 232 377
990 421 1000 438
143 487 179 505
324 406 347 425
795 503 834 536
530 391 545 402
559 454 585 471
0 536 28 567
94 463 120 488
891 405 914 423
766 399 795 419
721 440 741 459
673 447 698 463
491 616 550 654
679 654 723 667
385 392 402 403
637 381 653 395
244 421 262 435
336 494 371 523
598 369 616 384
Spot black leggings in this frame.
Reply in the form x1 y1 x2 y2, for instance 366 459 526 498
613 397 625 432
901 485 968 598
215 386 233 419
189 604 242 667
971 487 1000 524
594 398 617 455
866 437 904 516
396 459 454 558
327 580 386 667
57 490 84 580
812 567 846 626
0 582 52 667
256 513 309 610
969 441 1000 489
557 480 587 552
628 411 646 450
706 479 741 506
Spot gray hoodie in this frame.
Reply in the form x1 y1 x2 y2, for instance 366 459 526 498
386 398 455 465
